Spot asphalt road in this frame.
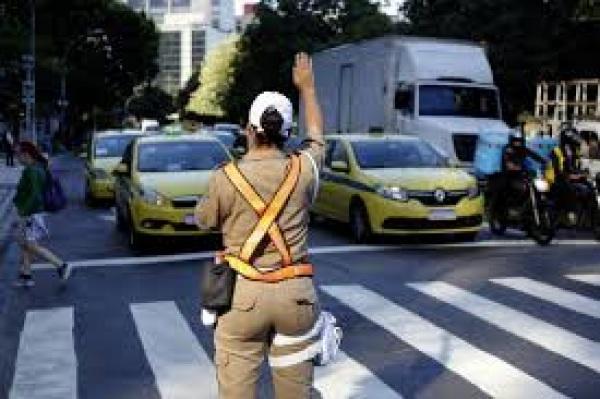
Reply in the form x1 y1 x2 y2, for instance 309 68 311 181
1 155 600 399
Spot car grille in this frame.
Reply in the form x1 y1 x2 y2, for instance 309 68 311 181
171 196 200 209
382 215 482 230
408 190 469 206
140 219 200 232
453 134 479 162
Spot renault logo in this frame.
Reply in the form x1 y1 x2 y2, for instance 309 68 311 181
434 189 446 203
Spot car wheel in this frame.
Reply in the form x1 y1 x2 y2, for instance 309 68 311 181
115 205 126 232
350 203 372 244
84 182 95 207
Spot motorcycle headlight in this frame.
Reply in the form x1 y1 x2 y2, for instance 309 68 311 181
533 178 550 193
377 185 409 202
139 186 170 207
467 185 480 199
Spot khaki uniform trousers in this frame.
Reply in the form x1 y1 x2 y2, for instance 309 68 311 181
215 276 319 399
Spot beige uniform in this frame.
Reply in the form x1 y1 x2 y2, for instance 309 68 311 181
196 141 324 399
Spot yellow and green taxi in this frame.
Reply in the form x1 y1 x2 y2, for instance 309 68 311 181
312 135 483 242
84 129 143 204
113 134 230 249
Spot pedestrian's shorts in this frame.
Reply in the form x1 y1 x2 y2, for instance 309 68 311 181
15 213 49 243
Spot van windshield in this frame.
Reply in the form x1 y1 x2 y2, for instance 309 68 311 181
137 141 229 172
418 85 500 119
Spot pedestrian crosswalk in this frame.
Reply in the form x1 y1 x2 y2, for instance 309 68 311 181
6 273 600 398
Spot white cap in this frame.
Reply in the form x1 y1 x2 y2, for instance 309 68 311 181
249 91 293 136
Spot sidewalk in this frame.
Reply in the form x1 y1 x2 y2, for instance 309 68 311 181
0 156 22 248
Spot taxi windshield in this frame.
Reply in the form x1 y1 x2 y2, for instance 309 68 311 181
352 140 448 169
137 141 228 172
94 135 138 158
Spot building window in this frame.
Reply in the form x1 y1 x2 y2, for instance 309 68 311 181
150 0 167 9
192 30 206 70
157 31 181 95
128 0 146 10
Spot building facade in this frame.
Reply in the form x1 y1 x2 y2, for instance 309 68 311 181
123 0 235 95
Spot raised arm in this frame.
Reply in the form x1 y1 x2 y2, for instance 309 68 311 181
293 53 323 144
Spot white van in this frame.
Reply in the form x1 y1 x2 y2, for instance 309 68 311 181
301 36 511 165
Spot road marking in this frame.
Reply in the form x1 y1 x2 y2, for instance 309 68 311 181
322 285 565 399
409 281 600 374
9 307 77 399
491 277 600 319
98 214 116 223
130 301 217 399
314 350 402 399
566 274 600 287
30 240 600 270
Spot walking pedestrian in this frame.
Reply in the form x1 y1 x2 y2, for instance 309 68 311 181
12 141 71 288
196 53 325 399
3 130 15 167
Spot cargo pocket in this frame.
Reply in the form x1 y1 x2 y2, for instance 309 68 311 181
231 282 257 312
292 280 319 333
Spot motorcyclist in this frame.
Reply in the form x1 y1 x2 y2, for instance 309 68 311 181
547 128 596 225
488 133 546 218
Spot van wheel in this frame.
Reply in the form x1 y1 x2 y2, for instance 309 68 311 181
350 203 372 244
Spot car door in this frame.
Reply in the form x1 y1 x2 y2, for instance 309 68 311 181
313 140 338 218
328 141 354 221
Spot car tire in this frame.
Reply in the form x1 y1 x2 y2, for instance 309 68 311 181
115 205 127 232
84 182 95 207
350 202 372 244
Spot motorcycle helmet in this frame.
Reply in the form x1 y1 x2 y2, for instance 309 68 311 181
560 128 581 148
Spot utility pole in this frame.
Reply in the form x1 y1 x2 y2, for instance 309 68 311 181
22 0 36 144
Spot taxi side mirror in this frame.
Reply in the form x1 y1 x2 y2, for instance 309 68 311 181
331 160 350 173
113 163 129 176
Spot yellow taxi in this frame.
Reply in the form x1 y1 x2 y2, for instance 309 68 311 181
312 135 483 242
113 134 230 249
84 129 143 204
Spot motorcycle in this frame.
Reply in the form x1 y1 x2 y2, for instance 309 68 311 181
486 172 555 245
551 172 600 241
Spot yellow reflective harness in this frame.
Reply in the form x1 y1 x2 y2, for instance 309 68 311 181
221 154 314 283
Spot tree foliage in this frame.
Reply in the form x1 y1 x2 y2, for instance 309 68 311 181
187 36 239 117
127 85 175 123
402 0 600 123
222 0 394 123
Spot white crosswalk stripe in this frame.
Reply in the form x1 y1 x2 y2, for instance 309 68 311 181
566 274 600 287
10 275 600 398
9 307 77 399
315 351 402 399
130 301 218 399
409 281 600 374
322 285 565 399
491 277 600 318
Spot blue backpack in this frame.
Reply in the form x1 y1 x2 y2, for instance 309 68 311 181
43 170 67 212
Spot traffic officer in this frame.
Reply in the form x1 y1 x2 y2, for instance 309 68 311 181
195 53 325 399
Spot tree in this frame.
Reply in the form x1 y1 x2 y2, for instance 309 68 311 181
222 0 394 122
187 36 239 117
34 0 159 133
402 0 600 124
127 85 175 123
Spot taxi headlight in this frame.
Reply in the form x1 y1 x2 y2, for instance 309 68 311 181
139 186 170 207
534 178 550 193
467 185 480 199
377 185 409 202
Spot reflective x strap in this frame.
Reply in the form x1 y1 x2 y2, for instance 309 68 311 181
223 160 295 265
239 155 301 263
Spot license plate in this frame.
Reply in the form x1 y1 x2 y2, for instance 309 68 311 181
183 214 196 226
428 209 457 221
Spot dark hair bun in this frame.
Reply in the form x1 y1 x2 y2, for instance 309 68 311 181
260 107 284 138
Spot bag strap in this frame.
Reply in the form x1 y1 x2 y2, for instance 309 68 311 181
223 154 301 265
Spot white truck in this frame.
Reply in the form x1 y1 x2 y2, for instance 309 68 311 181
301 36 511 164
